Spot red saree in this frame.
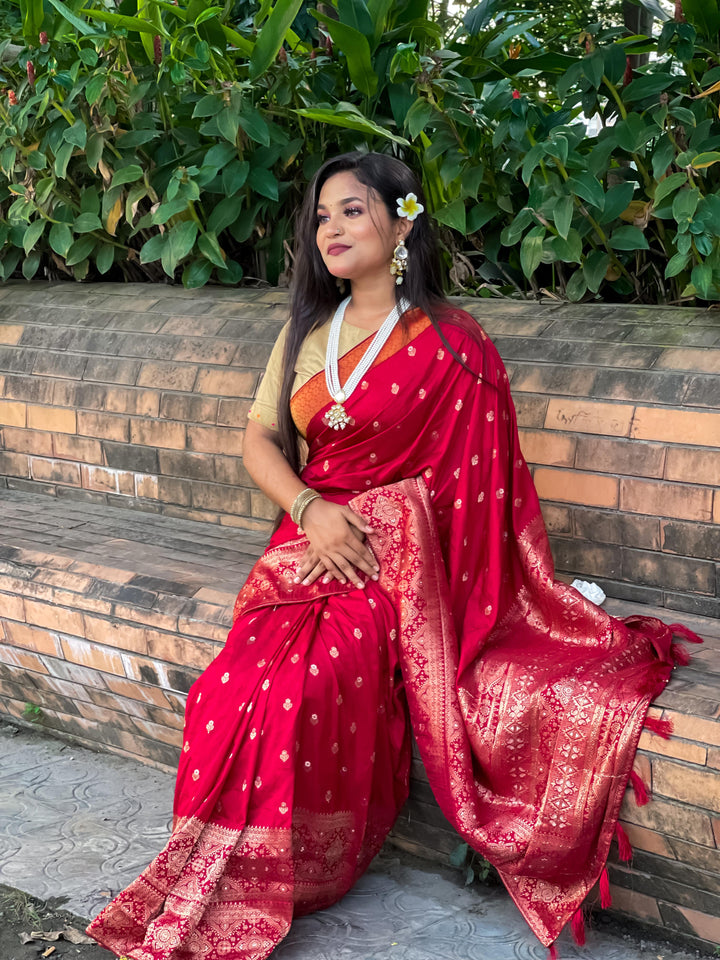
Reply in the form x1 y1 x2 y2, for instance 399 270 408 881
88 308 689 959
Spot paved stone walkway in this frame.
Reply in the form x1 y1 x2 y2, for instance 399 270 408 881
0 721 698 960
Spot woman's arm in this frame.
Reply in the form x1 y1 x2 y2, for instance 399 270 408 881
244 419 379 589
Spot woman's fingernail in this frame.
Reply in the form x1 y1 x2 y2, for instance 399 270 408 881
372 574 379 581
322 576 329 584
358 581 365 589
293 577 300 584
302 578 310 586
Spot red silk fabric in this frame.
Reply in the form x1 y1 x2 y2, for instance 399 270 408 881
88 309 676 958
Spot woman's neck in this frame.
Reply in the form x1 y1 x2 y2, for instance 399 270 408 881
344 278 399 331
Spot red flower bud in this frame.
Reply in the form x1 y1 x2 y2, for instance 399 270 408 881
39 31 48 45
26 61 35 87
310 48 317 60
674 0 684 20
153 34 162 65
278 46 287 64
8 90 18 105
325 35 333 56
512 89 521 99
623 56 633 86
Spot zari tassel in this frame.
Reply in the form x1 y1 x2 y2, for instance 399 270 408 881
643 715 673 739
615 822 633 862
547 943 559 959
668 622 704 644
629 769 650 806
670 642 691 666
599 867 612 909
571 907 586 946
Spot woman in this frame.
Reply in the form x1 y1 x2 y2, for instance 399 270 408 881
88 152 695 960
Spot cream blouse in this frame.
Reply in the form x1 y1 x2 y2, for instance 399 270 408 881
248 320 372 433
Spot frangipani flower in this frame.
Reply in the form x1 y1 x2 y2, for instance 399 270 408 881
397 193 424 221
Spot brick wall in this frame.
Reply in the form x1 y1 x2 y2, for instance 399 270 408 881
0 283 718 615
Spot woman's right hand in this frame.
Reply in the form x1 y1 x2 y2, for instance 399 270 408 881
295 499 379 589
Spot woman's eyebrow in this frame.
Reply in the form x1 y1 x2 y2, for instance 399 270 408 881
316 196 364 209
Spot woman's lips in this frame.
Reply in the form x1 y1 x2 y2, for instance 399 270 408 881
327 244 351 255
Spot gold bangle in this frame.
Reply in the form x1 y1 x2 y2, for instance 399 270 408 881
290 488 322 527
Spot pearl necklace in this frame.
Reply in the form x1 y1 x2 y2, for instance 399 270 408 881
324 295 411 430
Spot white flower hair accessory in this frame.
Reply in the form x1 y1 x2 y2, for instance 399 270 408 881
396 193 424 221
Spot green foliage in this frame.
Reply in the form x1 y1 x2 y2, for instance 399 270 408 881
449 841 494 886
3 0 720 301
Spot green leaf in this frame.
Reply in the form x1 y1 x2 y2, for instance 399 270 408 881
433 199 466 234
665 251 690 278
208 195 244 235
338 0 375 37
86 132 104 172
672 187 700 223
205 142 237 168
405 99 434 140
77 7 168 36
23 220 45 255
249 0 305 80
683 0 720 38
294 105 410 147
583 250 610 293
467 202 497 233
0 146 16 177
47 0 95 34
248 168 279 201
192 94 223 118
74 213 103 233
609 225 649 250
151 196 191 226
198 231 226 268
222 162 250 198
520 226 545 279
27 151 47 171
602 182 635 223
551 228 582 264
553 194 573 240
312 15 377 96
65 235 96 265
161 220 199 277
182 258 213 288
614 113 655 154
449 843 469 868
565 268 588 302
111 165 144 188
238 108 271 147
63 120 88 149
691 261 713 298
49 222 73 257
623 73 675 103
140 233 167 264
35 178 54 205
86 73 106 105
217 108 239 145
22 249 42 281
566 172 605 211
216 260 244 284
653 171 688 206
54 141 74 179
692 152 720 169
521 143 545 186
195 5 224 25
95 244 115 275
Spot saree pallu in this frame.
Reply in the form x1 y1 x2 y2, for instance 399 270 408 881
88 308 684 959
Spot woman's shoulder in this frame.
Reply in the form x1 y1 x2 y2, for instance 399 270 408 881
435 303 502 359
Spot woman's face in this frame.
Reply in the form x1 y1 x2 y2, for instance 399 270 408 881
315 170 409 285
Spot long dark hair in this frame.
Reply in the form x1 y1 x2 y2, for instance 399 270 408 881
278 151 447 474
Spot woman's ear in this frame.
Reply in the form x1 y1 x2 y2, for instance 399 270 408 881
396 219 413 245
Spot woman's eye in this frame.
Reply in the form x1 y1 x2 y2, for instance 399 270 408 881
316 214 329 224
345 207 362 216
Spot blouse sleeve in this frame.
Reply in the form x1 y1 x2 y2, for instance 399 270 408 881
247 323 289 432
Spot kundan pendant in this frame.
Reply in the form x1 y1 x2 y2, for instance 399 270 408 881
325 391 353 430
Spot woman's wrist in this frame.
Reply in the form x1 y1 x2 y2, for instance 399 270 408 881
290 487 323 527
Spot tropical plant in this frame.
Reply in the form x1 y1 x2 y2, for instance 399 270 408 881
3 0 720 303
